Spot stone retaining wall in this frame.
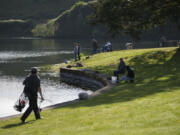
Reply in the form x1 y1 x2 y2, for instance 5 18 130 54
60 67 113 98
163 40 180 47
60 68 109 91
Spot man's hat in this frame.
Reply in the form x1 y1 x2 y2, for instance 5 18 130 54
31 67 38 74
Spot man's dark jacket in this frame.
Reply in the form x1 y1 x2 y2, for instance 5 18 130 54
23 74 40 97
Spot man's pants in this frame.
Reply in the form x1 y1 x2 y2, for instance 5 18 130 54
119 76 134 82
77 53 80 60
114 70 125 80
21 95 40 121
74 52 77 61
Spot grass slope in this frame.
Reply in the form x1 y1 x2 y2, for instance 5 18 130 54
0 47 180 135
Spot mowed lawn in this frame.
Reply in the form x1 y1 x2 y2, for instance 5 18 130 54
0 47 180 135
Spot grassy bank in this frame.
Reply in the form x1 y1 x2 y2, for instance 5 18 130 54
0 47 180 135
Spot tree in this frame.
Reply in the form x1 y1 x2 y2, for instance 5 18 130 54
89 0 180 39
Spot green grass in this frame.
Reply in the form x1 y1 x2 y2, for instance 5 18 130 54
1 47 180 135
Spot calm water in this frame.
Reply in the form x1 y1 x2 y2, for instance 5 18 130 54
0 38 93 118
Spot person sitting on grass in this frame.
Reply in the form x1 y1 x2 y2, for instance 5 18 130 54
102 41 112 52
118 66 135 83
114 58 126 80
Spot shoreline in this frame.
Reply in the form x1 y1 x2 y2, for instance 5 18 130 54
0 67 114 121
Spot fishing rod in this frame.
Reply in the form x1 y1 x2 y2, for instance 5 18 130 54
38 97 53 103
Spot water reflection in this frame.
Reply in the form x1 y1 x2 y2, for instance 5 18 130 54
0 51 73 60
0 76 92 118
0 38 93 118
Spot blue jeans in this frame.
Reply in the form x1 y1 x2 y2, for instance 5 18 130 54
74 52 77 61
114 70 125 80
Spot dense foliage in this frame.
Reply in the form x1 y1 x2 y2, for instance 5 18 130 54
90 0 180 39
0 0 89 20
0 0 180 39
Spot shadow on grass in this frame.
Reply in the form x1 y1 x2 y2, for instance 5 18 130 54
1 120 35 129
63 48 180 108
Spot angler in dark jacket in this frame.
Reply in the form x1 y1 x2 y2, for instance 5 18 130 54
114 58 126 80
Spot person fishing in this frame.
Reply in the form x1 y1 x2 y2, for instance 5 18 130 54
77 43 81 60
74 42 78 61
20 67 44 123
92 38 98 54
113 58 126 81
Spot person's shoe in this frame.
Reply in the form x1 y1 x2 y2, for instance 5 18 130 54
36 116 44 120
130 80 134 83
20 118 26 124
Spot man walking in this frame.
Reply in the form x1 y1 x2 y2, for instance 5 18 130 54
21 67 44 123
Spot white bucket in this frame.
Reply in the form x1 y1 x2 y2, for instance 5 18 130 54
111 76 117 84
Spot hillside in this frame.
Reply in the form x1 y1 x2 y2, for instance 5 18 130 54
0 19 33 37
0 0 94 38
0 0 89 21
0 47 180 135
32 1 109 38
31 1 180 39
0 0 108 38
0 0 180 39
